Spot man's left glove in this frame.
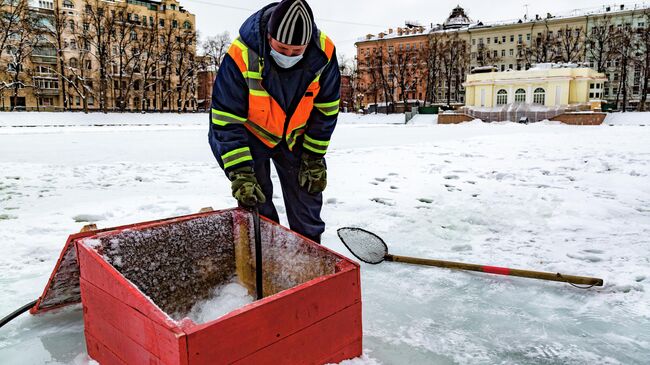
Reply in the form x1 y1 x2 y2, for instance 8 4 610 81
299 153 327 194
228 167 266 208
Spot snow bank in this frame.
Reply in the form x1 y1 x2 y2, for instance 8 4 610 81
604 112 650 125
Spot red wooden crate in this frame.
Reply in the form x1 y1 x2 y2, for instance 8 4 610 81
34 208 362 365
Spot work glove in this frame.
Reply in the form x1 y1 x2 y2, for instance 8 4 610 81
228 167 266 208
299 153 327 194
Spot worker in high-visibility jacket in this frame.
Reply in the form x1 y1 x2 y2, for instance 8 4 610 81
208 0 340 243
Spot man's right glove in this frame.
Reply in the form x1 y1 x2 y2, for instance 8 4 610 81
228 167 266 208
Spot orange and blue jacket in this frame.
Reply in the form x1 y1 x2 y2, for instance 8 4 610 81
209 4 341 173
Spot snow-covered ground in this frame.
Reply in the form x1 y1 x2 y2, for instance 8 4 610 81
1 113 649 364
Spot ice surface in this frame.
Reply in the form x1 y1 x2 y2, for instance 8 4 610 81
1 113 650 364
183 277 254 324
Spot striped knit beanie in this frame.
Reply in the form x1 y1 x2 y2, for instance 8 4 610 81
267 0 314 46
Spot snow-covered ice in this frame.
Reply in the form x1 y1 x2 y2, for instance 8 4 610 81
1 112 649 364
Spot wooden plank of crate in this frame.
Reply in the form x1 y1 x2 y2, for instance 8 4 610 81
81 278 187 365
231 303 363 365
85 331 129 365
186 266 361 364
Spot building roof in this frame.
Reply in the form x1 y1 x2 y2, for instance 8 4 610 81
443 6 472 29
357 2 650 45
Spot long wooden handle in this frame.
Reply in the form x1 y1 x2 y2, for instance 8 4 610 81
385 254 604 286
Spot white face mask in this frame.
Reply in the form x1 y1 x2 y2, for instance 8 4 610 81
270 48 303 69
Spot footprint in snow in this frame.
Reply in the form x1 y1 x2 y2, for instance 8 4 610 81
566 253 604 263
371 198 395 206
326 198 338 205
374 177 387 182
583 249 604 254
417 198 433 204
443 175 460 180
451 244 472 252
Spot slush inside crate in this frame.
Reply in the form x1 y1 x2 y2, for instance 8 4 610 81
82 210 338 324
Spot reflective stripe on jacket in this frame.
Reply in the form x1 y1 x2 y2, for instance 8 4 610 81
208 4 341 173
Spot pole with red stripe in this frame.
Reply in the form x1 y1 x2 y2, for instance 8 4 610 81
385 254 603 287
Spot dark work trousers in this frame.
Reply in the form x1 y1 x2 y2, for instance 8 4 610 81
248 134 325 243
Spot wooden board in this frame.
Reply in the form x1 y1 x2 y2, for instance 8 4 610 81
85 332 128 365
186 266 360 364
81 279 187 365
232 303 363 365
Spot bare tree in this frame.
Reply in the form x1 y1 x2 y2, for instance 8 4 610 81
2 2 41 110
475 42 501 67
42 0 71 110
422 34 442 105
83 0 117 112
556 25 585 63
0 0 25 57
393 44 417 108
379 46 397 114
610 23 637 112
202 31 230 73
586 15 614 72
175 25 198 112
134 26 161 112
158 19 177 111
636 13 650 110
524 28 558 65
111 2 140 112
358 47 381 113
440 32 469 107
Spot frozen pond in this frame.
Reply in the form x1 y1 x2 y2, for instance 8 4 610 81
1 114 649 364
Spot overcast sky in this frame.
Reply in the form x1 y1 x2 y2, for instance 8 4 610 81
181 0 625 56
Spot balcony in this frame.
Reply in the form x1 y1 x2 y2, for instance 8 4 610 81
32 55 57 64
39 89 60 96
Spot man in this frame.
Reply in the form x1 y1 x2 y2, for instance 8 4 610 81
208 0 341 243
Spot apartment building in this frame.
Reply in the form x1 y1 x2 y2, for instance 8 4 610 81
0 0 197 112
355 3 650 111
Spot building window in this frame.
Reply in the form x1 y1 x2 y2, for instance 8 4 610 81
183 21 191 29
63 0 74 9
510 35 514 42
515 88 526 103
496 89 508 105
533 88 545 104
501 49 505 57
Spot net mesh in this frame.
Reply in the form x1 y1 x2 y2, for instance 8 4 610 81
337 228 388 264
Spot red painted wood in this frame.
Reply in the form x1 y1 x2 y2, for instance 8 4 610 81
86 332 128 365
85 310 163 365
77 243 179 329
186 266 360 364
81 279 186 365
482 266 511 276
323 339 364 364
231 303 363 365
